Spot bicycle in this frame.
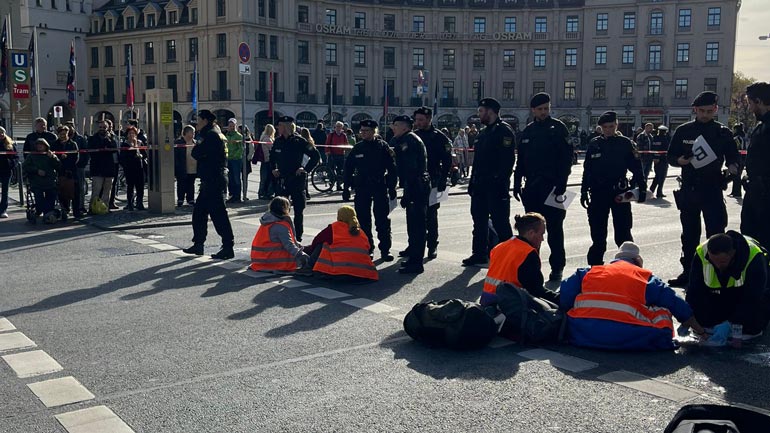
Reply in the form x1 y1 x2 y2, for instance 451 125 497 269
310 163 336 193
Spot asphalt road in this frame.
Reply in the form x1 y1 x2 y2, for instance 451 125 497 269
2 166 769 433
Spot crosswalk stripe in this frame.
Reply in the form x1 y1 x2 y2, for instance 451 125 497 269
0 332 37 353
2 350 63 378
268 278 310 288
55 405 135 433
597 370 700 403
27 376 95 408
115 234 141 240
342 298 398 314
0 317 16 333
301 287 351 300
518 348 599 373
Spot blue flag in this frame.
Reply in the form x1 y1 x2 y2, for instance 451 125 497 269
191 57 198 111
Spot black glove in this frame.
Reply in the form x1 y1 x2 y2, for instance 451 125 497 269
341 189 351 202
553 185 567 197
580 191 590 209
637 190 646 203
400 196 408 209
513 185 522 202
388 189 397 201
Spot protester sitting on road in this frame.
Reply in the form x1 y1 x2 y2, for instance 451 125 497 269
23 138 61 221
249 196 311 273
560 242 706 350
686 231 770 340
481 212 560 306
302 205 378 281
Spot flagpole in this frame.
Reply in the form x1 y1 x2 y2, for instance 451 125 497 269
72 40 78 126
32 27 40 118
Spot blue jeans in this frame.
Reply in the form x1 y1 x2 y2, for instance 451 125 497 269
0 175 9 214
227 159 243 199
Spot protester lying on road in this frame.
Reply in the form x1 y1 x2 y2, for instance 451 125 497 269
249 197 311 274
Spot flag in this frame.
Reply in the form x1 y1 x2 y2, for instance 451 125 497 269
383 79 388 118
125 45 134 108
327 76 332 125
191 55 197 111
268 70 274 119
0 19 7 97
66 40 76 108
29 30 36 97
433 80 438 118
416 69 425 95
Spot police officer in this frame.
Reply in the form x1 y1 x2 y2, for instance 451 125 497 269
666 91 739 287
183 109 235 259
463 98 516 266
649 125 670 199
741 82 770 249
581 111 647 266
413 106 453 259
342 119 398 261
390 115 430 274
270 115 321 242
514 92 573 280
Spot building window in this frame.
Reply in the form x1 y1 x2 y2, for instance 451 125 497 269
384 47 395 68
325 9 336 25
566 16 578 33
188 38 198 60
704 78 717 92
144 42 154 64
298 5 308 23
444 16 456 33
105 46 113 66
650 11 663 35
258 0 265 17
168 10 177 25
442 81 455 99
216 33 227 57
325 43 337 65
126 16 134 30
565 48 577 67
675 79 688 99
146 14 155 28
354 45 366 67
268 0 275 19
413 48 425 68
298 75 309 95
595 46 607 65
66 0 71 11
107 19 113 32
442 48 455 69
51 0 56 9
564 81 576 101
413 16 425 32
473 49 485 68
258 34 266 58
622 45 635 64
146 75 155 91
596 13 608 31
503 49 515 68
676 43 690 63
91 79 100 100
621 80 633 99
648 44 661 70
167 74 177 101
217 70 227 94
678 9 691 29
216 0 225 17
166 40 176 63
269 35 278 59
504 17 516 33
190 8 198 24
593 80 606 100
534 49 546 68
472 81 482 101
647 80 661 101
535 17 547 33
105 78 114 102
533 81 545 96
298 41 309 64
502 82 515 101
354 79 366 98
355 12 366 29
706 42 719 63
708 7 721 27
474 17 486 33
624 12 636 30
90 47 99 68
384 14 395 31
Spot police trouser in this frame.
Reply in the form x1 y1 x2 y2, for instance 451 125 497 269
278 175 307 240
192 180 234 248
741 188 770 250
470 181 513 257
586 191 633 266
522 183 567 271
427 203 440 250
649 159 668 195
405 189 429 264
328 154 345 188
731 160 745 196
674 186 727 271
354 186 391 254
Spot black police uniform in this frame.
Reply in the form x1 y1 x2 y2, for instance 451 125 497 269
468 118 516 259
667 119 738 278
191 123 235 250
391 130 430 267
343 135 398 256
269 132 320 241
414 126 452 255
741 111 770 248
515 116 572 274
582 134 646 265
649 131 670 197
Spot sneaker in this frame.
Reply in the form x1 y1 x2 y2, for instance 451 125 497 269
381 252 394 262
462 254 488 266
668 273 689 288
211 247 235 260
0 212 8 218
295 267 314 277
182 244 204 255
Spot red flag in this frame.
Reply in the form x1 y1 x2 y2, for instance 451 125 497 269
268 71 273 119
126 45 134 108
66 41 76 108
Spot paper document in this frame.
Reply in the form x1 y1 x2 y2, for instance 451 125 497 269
388 198 398 214
690 135 718 169
544 188 577 210
429 188 449 207
615 188 639 203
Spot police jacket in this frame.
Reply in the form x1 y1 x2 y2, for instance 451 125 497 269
514 117 572 192
390 131 429 200
666 119 738 187
343 138 397 190
582 135 646 194
746 111 770 186
23 131 57 153
191 124 227 185
651 133 670 156
469 118 516 189
269 133 320 179
87 133 119 178
414 126 452 188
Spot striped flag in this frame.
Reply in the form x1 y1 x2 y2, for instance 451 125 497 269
191 55 197 111
0 19 7 97
125 45 134 108
66 40 76 108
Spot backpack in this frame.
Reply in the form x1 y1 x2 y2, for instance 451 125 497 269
665 404 770 433
403 299 499 350
495 283 565 344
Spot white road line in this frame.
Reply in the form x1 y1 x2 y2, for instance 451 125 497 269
217 260 248 270
389 313 408 322
0 332 37 353
130 238 159 245
488 337 517 349
342 298 398 314
597 370 700 403
268 278 310 288
147 243 179 251
518 348 599 373
2 350 63 378
115 234 141 240
27 376 95 408
55 405 135 433
301 287 352 300
0 317 16 332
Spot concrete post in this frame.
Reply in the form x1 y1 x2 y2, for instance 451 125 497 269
144 89 175 213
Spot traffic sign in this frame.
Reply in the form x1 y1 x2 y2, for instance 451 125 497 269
238 42 251 64
53 106 64 118
239 63 251 75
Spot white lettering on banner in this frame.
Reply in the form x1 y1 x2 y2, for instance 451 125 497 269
690 135 718 169
312 24 530 42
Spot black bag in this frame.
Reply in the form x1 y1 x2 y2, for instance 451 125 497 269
403 299 498 350
664 404 770 433
495 283 565 344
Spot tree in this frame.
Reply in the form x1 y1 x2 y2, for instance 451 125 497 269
730 71 757 129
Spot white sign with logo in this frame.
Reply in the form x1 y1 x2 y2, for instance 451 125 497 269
53 106 64 118
239 63 251 75
544 188 577 210
690 135 718 169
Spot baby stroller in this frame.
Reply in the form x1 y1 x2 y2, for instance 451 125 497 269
24 177 62 225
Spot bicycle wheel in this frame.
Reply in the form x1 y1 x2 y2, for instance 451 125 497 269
311 165 334 193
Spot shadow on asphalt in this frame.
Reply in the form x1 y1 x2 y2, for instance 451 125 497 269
417 266 483 304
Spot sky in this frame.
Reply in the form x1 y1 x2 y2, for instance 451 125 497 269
735 0 770 81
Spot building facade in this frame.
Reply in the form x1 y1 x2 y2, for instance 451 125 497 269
84 0 739 137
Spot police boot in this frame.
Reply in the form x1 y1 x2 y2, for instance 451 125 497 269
427 247 438 259
211 247 235 260
398 262 424 274
381 251 394 262
462 254 488 267
398 249 410 258
182 244 204 256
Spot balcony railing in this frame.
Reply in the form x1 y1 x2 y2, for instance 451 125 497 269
323 95 345 105
410 96 425 106
211 89 231 101
352 96 372 105
440 97 458 107
644 96 662 107
89 95 100 104
558 99 579 108
380 96 400 106
255 90 268 101
103 94 115 104
274 92 285 103
296 94 317 104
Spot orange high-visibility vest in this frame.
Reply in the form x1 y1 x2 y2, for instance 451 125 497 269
249 220 297 272
568 260 674 330
313 221 378 280
483 237 536 297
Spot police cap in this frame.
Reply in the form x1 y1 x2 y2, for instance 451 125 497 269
276 115 295 124
597 111 618 125
478 97 501 113
198 110 216 122
530 92 551 108
392 115 413 126
692 91 718 107
414 106 432 117
359 119 378 129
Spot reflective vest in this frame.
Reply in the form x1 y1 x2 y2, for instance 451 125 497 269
313 221 378 280
249 220 297 272
568 260 673 330
483 237 536 297
696 236 763 289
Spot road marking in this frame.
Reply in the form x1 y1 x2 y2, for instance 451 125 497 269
217 260 248 270
2 350 63 378
268 278 310 288
147 243 179 251
115 234 140 240
0 317 16 332
55 405 135 433
597 370 700 403
0 332 37 352
130 238 159 245
389 313 407 322
301 287 351 300
342 298 398 314
518 348 599 373
27 376 95 408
